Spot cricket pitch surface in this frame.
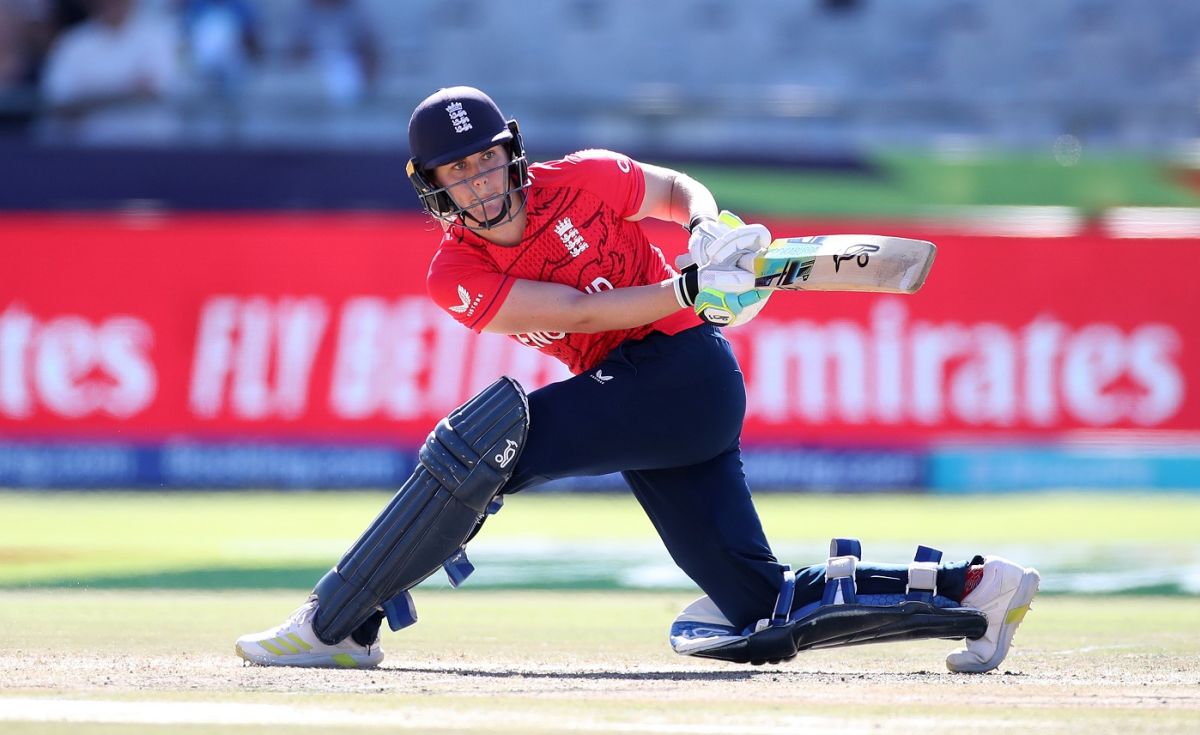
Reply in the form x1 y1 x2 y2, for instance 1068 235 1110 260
1 590 1197 735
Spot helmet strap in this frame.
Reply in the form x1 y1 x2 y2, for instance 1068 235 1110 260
462 194 512 229
459 173 527 231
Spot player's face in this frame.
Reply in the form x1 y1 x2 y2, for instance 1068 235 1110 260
434 145 512 222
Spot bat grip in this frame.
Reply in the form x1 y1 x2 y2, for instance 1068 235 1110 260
678 252 758 272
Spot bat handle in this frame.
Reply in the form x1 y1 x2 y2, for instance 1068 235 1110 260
678 252 758 272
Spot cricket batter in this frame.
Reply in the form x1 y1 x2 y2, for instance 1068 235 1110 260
237 86 1039 672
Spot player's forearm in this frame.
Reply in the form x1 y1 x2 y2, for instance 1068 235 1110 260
566 282 683 333
484 280 683 335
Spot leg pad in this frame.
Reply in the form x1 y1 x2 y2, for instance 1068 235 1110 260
682 599 986 666
670 538 988 666
311 377 529 644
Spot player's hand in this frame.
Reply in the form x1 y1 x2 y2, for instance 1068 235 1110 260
693 269 771 327
683 210 772 270
672 263 772 328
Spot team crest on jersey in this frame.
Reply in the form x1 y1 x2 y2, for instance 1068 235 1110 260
554 218 589 258
446 101 472 134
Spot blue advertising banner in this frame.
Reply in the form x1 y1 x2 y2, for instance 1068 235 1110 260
0 442 928 492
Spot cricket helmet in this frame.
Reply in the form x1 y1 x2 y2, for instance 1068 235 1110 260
406 86 530 227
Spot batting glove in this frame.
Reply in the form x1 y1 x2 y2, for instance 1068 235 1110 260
670 263 773 328
682 210 772 270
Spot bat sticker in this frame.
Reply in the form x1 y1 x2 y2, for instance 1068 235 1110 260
832 243 881 272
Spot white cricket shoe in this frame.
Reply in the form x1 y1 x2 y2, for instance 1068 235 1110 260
235 597 383 669
946 556 1040 673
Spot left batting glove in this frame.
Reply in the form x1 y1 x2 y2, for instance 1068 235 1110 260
671 263 772 328
683 210 772 269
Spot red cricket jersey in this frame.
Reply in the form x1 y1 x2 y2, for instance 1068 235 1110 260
426 149 700 374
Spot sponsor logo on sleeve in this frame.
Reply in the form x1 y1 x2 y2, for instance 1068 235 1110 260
449 285 471 313
449 284 483 317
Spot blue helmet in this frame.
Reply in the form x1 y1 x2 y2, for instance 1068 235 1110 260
406 86 530 227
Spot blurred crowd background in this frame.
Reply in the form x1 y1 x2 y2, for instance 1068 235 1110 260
0 0 1196 156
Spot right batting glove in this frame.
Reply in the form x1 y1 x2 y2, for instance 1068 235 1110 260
682 210 772 269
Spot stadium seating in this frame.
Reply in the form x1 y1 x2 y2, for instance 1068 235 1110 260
66 0 1200 151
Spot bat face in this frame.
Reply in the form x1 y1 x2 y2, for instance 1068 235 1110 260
749 235 937 294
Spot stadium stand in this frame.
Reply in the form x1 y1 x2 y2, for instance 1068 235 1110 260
6 0 1199 151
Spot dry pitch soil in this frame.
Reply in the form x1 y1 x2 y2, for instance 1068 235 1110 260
2 639 1197 734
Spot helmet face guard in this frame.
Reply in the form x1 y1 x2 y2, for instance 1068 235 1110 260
406 120 531 229
407 87 531 230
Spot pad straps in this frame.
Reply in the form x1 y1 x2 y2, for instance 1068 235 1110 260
772 567 796 625
752 566 797 633
440 495 505 588
821 537 860 606
906 545 942 603
382 590 417 632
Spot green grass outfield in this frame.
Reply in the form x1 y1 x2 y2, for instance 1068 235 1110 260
676 153 1200 218
2 491 1199 592
2 490 1200 593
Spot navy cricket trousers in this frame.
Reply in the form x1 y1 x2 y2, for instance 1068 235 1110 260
504 324 970 630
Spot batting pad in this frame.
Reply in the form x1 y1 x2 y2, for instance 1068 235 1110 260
670 539 986 665
669 592 981 665
311 377 529 645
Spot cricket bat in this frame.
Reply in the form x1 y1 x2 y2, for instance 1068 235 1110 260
739 235 936 294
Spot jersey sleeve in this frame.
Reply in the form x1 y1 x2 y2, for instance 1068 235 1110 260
427 244 515 333
536 149 646 218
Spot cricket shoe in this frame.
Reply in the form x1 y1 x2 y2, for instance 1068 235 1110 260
235 597 383 669
946 556 1040 673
